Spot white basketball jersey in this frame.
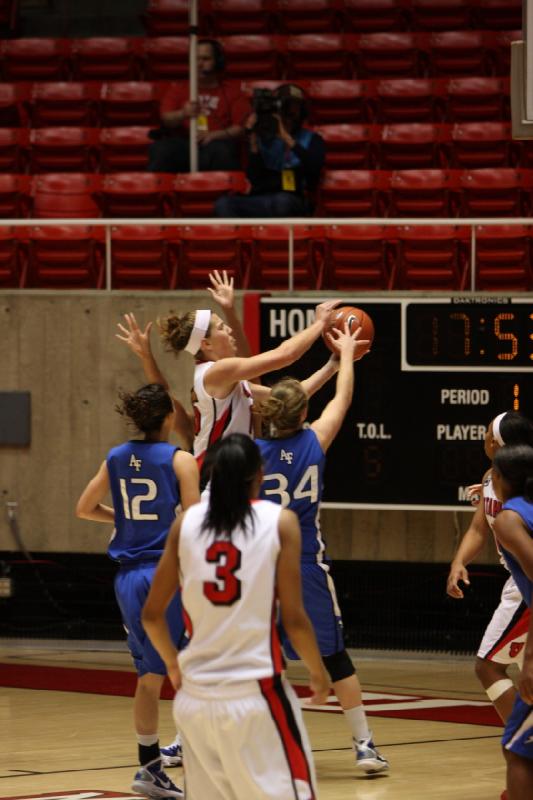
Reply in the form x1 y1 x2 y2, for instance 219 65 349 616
483 470 508 569
178 499 284 691
192 361 254 464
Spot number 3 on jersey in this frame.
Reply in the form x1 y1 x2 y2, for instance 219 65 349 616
262 464 319 507
203 541 242 605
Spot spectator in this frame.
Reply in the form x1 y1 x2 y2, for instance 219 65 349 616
214 83 325 218
148 39 249 173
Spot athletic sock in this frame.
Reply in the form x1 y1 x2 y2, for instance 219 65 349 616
137 733 160 767
344 704 371 742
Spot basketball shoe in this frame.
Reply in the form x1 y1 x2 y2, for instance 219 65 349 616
131 758 184 798
354 736 389 774
160 734 183 767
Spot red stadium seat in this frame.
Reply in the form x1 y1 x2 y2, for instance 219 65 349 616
445 77 509 122
459 168 526 217
449 122 516 169
473 224 533 291
317 169 388 217
0 82 30 127
388 168 459 217
1 38 71 81
172 224 246 289
29 127 100 174
99 82 161 127
374 78 446 123
390 224 469 290
248 224 322 289
322 224 392 290
0 128 29 172
410 0 472 31
173 170 247 217
141 36 191 80
0 226 27 288
31 173 103 219
286 33 351 79
142 0 198 36
101 172 174 217
274 0 340 35
427 31 493 78
0 174 32 218
30 82 100 128
306 79 371 124
314 123 377 170
209 0 275 35
25 224 105 289
355 33 423 79
376 122 447 170
110 224 177 289
71 38 142 81
473 0 522 31
222 35 285 79
99 127 152 172
342 0 409 33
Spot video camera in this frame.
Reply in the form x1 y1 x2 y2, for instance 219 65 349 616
251 88 281 141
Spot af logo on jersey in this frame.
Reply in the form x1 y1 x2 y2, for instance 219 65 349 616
129 454 142 471
280 449 294 465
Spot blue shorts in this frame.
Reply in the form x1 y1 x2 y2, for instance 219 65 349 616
281 561 345 660
114 562 187 677
502 695 533 760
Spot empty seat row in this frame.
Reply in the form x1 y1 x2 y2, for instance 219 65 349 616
1 122 529 174
0 31 520 81
0 76 512 129
142 0 522 36
1 168 532 220
1 221 530 292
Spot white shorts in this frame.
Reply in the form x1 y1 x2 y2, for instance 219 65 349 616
173 675 317 800
477 575 530 665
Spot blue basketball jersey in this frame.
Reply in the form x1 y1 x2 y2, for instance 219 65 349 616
257 428 326 562
107 440 179 564
500 495 533 608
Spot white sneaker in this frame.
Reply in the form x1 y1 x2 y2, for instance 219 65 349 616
160 733 183 767
354 736 389 774
131 759 184 798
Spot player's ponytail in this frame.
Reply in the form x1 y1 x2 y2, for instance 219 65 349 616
202 434 262 538
260 378 307 437
116 383 173 434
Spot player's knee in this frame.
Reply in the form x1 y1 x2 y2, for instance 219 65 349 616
322 649 355 683
474 655 506 684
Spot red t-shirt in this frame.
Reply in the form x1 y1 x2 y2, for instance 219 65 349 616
160 81 250 131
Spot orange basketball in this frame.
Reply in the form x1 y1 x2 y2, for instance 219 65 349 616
322 306 374 360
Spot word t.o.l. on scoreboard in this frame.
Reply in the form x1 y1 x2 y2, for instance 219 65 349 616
257 296 533 511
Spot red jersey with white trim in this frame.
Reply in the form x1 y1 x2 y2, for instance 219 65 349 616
178 499 284 691
192 361 254 464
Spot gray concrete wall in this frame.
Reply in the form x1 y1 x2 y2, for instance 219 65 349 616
0 290 497 566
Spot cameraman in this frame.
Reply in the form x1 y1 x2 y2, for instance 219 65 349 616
214 84 325 217
148 39 250 173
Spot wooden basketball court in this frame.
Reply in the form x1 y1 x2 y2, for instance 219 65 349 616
0 641 507 800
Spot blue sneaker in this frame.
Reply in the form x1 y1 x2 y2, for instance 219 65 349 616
160 734 183 767
131 759 184 798
354 736 389 774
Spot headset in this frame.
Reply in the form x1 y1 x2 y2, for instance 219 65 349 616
276 83 309 124
198 38 226 73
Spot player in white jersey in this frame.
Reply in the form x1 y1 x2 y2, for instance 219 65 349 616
447 411 533 723
142 433 330 800
117 271 342 468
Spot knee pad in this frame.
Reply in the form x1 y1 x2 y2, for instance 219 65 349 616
486 678 514 702
322 649 355 683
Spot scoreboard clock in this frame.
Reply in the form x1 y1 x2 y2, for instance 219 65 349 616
258 296 533 510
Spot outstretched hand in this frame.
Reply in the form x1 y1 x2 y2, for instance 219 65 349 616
314 299 341 325
327 321 369 360
207 269 234 310
116 312 153 360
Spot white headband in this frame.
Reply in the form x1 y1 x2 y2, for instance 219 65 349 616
492 412 507 446
185 309 211 355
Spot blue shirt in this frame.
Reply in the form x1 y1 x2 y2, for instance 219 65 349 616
256 428 326 562
499 495 533 608
107 440 179 564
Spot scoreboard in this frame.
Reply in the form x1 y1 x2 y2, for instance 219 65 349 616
259 296 533 510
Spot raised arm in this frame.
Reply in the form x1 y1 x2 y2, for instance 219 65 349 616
204 299 340 397
173 450 200 509
142 517 183 689
207 270 251 358
446 476 491 599
76 460 115 523
276 508 330 705
310 323 361 453
116 312 194 451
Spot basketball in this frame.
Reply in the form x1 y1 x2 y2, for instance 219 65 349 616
322 306 374 360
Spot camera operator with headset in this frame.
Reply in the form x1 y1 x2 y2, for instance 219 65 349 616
148 39 250 173
214 84 325 217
